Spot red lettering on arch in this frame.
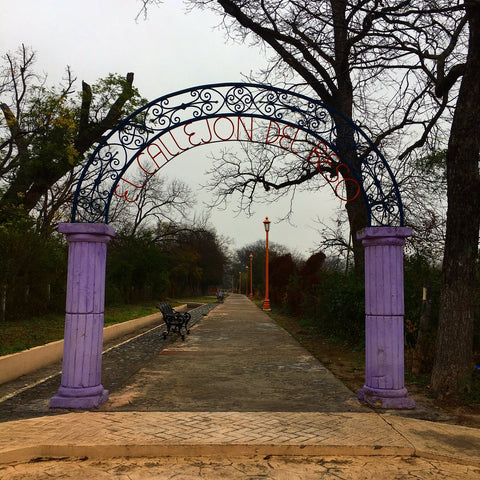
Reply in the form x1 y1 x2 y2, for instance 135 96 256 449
146 142 170 166
201 118 213 144
184 122 202 146
278 125 300 153
334 177 361 202
168 130 189 152
213 117 235 141
306 140 330 170
237 117 253 141
114 178 146 203
136 152 158 175
265 120 281 144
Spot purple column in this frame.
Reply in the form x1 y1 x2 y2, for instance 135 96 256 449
357 227 415 409
50 223 115 409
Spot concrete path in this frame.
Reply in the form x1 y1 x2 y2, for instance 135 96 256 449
1 295 480 479
100 294 364 413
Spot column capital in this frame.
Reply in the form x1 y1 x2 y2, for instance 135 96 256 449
357 226 412 247
59 222 115 243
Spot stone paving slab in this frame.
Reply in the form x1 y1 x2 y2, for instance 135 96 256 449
1 410 480 468
383 414 480 466
0 411 411 464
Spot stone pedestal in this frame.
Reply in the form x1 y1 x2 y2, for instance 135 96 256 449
357 227 415 409
50 223 115 409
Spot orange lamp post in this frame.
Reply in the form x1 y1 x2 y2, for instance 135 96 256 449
263 217 271 311
245 266 248 296
249 253 253 299
238 271 241 294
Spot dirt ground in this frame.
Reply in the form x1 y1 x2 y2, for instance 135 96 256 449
3 455 480 480
272 312 480 429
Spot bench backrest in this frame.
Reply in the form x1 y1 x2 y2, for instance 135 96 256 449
158 303 174 315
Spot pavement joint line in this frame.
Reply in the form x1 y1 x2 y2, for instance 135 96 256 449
378 412 417 456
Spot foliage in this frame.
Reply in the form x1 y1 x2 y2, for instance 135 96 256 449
269 253 297 305
167 247 202 297
169 228 228 295
403 255 442 346
106 231 171 304
232 239 293 296
0 46 144 232
106 224 228 303
0 221 67 321
238 241 365 346
300 269 365 346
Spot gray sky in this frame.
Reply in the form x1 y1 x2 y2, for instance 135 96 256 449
1 0 341 257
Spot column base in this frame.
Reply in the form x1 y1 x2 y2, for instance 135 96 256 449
49 384 109 410
359 385 415 410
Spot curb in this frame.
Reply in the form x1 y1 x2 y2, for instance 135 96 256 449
0 443 416 466
0 306 187 385
1 432 478 468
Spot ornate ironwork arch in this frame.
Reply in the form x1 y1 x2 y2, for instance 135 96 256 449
72 83 403 226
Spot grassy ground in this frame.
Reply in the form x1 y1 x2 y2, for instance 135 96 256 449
0 304 159 356
0 296 219 356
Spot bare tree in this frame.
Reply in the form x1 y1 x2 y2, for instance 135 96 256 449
172 0 461 275
359 0 479 402
109 171 195 237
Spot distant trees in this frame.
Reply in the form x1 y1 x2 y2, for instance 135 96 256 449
0 221 67 320
232 240 293 296
232 240 366 345
107 224 228 302
170 227 229 295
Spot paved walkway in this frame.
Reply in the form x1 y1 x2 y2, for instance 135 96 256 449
1 295 480 479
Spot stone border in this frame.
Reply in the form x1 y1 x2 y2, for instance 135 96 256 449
0 306 186 385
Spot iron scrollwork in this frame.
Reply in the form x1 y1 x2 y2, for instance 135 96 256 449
71 83 404 227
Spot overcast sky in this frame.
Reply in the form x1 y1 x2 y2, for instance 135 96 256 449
1 0 341 258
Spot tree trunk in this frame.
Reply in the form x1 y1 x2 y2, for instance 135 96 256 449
431 4 480 400
412 286 433 376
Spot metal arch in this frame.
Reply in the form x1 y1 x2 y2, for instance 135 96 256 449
71 82 404 226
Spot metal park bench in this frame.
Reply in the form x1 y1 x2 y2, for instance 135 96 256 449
157 302 191 341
